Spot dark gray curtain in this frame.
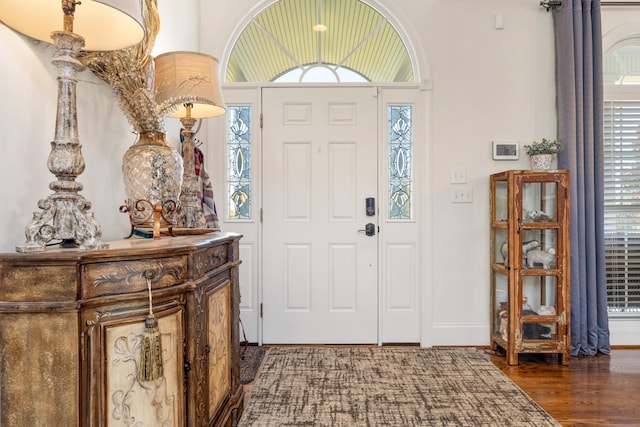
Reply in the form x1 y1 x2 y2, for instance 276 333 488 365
553 0 610 355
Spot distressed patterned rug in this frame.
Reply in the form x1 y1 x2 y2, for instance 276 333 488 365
238 347 560 427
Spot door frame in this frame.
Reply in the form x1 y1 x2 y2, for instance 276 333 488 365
208 83 433 347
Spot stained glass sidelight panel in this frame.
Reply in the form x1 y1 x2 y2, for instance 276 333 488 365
227 106 252 220
388 105 413 219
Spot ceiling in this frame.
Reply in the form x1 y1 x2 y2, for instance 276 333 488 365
225 0 414 83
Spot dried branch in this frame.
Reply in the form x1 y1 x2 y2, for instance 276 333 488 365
80 0 165 134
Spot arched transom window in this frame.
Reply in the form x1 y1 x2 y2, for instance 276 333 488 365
604 42 640 85
226 0 414 83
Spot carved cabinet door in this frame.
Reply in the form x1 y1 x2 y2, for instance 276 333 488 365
189 275 235 426
83 297 187 427
205 281 232 424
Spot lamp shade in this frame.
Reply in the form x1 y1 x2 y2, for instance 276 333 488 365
0 0 144 51
154 51 226 119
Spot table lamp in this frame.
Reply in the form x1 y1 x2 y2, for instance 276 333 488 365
0 0 144 252
154 51 226 229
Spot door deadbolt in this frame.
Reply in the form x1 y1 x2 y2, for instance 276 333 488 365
366 197 375 216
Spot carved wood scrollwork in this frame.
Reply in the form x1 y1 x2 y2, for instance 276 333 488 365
94 262 184 288
86 311 112 335
85 303 186 425
207 284 231 416
194 245 228 278
109 313 182 426
193 284 207 420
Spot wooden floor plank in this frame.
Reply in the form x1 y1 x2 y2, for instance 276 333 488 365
487 349 640 427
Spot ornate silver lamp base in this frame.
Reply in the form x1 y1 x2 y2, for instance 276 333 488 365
176 192 208 229
175 116 207 229
18 194 104 252
16 30 105 252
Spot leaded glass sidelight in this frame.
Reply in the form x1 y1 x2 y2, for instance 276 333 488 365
388 105 413 219
227 106 252 220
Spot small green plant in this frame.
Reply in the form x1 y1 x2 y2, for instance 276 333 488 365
523 138 561 155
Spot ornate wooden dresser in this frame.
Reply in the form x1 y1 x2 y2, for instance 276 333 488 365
0 232 243 426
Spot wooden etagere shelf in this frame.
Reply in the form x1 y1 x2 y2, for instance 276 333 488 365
490 170 570 365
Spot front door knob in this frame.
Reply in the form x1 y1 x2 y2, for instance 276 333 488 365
358 223 376 236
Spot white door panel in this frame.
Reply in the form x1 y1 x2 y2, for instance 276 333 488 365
378 88 424 344
262 87 378 344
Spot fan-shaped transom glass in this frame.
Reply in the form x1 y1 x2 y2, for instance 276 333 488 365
604 42 640 85
226 0 414 83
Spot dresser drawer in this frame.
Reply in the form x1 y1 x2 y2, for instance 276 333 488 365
82 255 188 299
193 243 229 279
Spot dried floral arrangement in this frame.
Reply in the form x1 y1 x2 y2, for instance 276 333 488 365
80 0 172 134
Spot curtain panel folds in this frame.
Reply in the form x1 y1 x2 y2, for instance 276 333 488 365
553 0 611 355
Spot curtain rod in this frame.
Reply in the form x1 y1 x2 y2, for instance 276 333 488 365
541 1 640 11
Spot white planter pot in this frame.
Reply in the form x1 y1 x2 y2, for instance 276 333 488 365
530 154 554 170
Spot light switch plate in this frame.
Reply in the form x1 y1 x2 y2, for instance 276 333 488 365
451 186 473 203
450 168 466 184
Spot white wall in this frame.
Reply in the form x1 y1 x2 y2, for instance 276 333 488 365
413 1 556 345
0 24 132 249
199 0 558 346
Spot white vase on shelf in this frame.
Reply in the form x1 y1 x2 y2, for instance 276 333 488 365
529 154 554 170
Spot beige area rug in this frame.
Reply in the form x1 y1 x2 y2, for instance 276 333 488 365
239 347 561 427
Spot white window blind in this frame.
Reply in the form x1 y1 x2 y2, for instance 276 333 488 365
603 100 640 313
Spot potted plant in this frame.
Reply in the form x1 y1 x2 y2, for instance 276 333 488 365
523 138 560 170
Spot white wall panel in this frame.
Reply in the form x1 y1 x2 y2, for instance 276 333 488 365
329 142 357 220
385 243 416 311
283 103 312 125
329 244 357 311
284 142 312 220
284 244 312 311
328 103 358 125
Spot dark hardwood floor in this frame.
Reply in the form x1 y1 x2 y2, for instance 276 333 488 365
487 348 640 427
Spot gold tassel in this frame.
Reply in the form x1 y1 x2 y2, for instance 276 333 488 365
139 271 163 382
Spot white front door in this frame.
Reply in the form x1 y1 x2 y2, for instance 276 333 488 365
261 87 379 343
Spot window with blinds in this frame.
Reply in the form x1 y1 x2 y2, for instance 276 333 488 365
603 100 640 314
